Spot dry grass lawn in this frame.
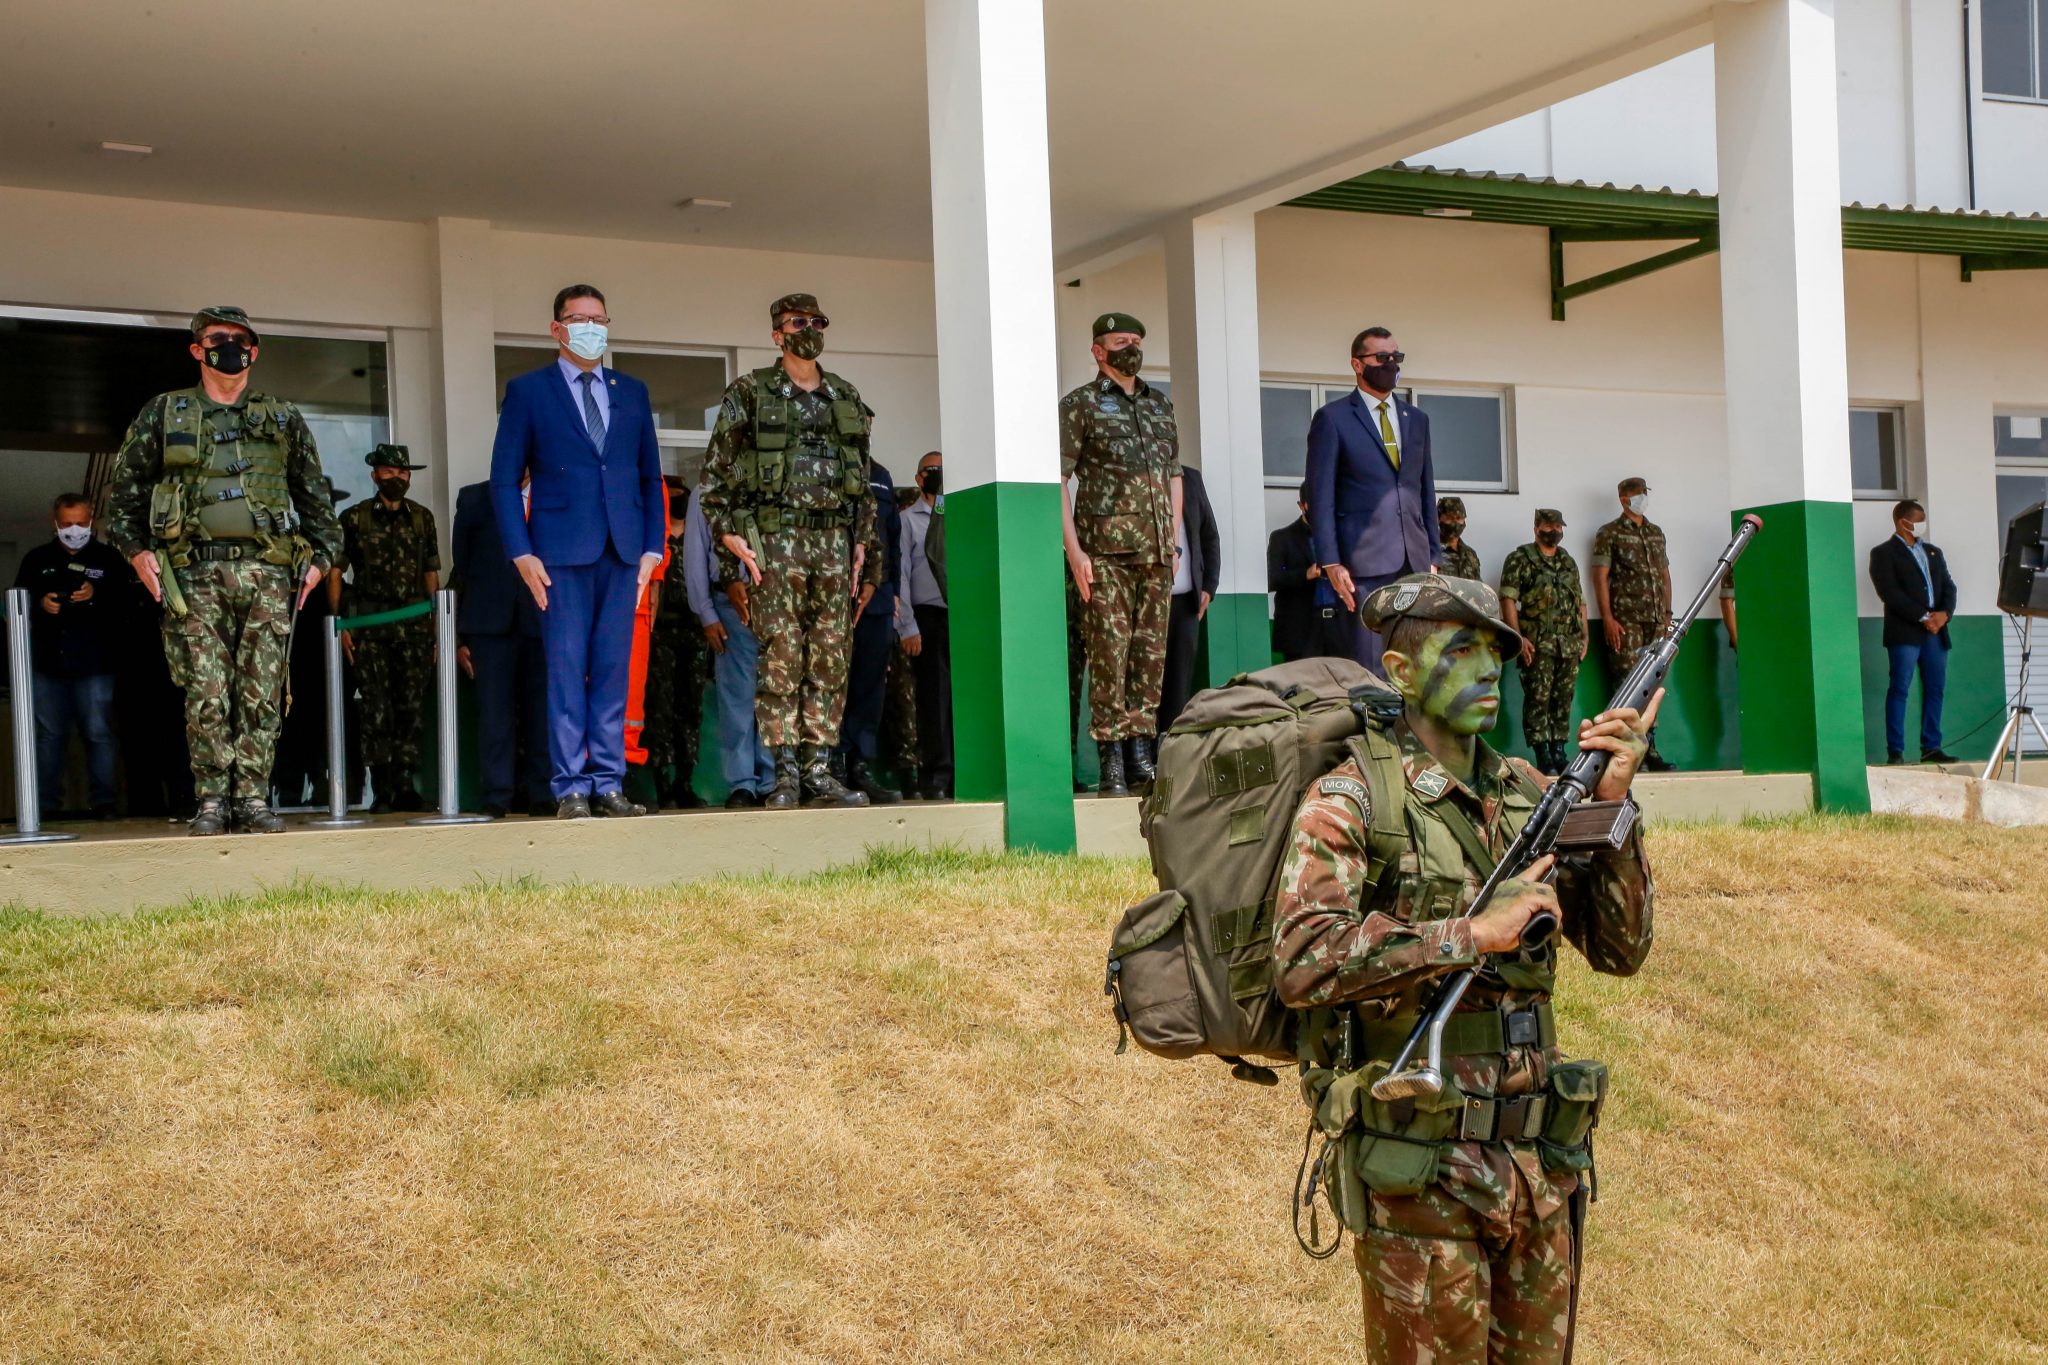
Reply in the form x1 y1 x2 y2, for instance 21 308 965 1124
3 817 2047 1363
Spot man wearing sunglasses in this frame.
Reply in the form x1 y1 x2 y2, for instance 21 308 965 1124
1303 327 1440 674
699 293 877 809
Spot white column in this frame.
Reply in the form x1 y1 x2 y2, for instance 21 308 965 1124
429 217 498 500
1163 211 1271 679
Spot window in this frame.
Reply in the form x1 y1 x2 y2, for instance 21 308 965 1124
1850 406 1907 498
1983 0 2048 101
495 342 729 482
1258 380 1512 492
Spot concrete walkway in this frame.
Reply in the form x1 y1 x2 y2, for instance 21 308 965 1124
1868 766 2048 828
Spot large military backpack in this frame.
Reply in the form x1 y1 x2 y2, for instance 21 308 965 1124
1105 658 1402 1083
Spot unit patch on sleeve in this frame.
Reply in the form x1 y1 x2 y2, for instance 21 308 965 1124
1317 774 1372 817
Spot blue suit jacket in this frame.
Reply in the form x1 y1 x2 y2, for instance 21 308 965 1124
863 461 900 621
451 481 542 640
1304 389 1439 579
489 362 665 568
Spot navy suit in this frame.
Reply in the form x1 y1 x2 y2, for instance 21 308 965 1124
490 362 665 799
452 481 549 809
838 460 901 768
1303 388 1439 671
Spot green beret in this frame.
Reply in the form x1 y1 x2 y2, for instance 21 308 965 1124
1437 496 1467 518
1534 507 1566 526
365 443 426 470
190 305 259 343
1359 572 1522 654
770 293 824 322
1091 312 1145 340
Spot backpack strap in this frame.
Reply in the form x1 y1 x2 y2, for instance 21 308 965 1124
1348 729 1410 885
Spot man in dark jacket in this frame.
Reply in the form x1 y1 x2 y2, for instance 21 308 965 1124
453 478 551 816
1268 485 1351 663
1868 497 1958 765
837 455 904 803
13 493 128 818
1157 464 1221 732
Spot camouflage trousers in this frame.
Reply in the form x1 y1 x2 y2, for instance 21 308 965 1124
352 610 432 771
643 610 711 782
1604 618 1661 676
882 643 919 774
1517 637 1583 745
1081 556 1171 741
1356 1173 1581 1364
166 558 294 801
752 524 854 748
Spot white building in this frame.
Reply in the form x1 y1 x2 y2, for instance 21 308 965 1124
4 0 2037 846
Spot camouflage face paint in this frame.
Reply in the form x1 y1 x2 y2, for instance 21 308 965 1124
1400 623 1503 736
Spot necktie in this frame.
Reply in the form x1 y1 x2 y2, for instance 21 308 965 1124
578 371 605 449
1378 400 1400 470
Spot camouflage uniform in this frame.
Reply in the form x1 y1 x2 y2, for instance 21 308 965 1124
1497 538 1586 748
1060 372 1178 741
338 490 438 783
1274 712 1652 1364
1588 514 1668 672
699 365 877 749
642 527 712 794
105 375 342 806
1438 497 1480 581
882 643 919 777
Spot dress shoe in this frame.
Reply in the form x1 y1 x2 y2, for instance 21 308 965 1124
725 787 763 810
800 743 869 809
672 786 707 810
556 794 593 819
233 797 285 834
482 802 510 819
848 760 902 805
765 747 802 810
593 790 645 817
901 766 923 800
189 797 228 837
920 782 953 802
1885 751 1906 766
1126 736 1157 788
1920 748 1959 765
1097 740 1129 797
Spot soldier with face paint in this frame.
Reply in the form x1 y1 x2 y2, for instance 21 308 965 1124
1272 572 1657 1365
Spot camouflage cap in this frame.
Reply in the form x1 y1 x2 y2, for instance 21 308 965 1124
1437 496 1467 518
770 293 824 322
1360 572 1523 654
1091 312 1145 339
1618 476 1649 496
365 443 426 470
1534 507 1566 526
190 305 259 343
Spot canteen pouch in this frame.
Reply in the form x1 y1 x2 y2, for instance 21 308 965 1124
1104 891 1203 1058
1537 1058 1608 1173
1307 1062 1458 1220
148 483 189 542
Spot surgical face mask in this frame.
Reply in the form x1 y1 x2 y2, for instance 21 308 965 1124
784 328 825 362
561 321 609 361
1626 494 1649 516
377 476 409 501
1910 518 1929 542
1104 344 1143 377
1536 529 1563 548
920 468 943 495
202 337 253 375
55 524 92 551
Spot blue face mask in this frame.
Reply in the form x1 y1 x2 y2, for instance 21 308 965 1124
562 321 608 361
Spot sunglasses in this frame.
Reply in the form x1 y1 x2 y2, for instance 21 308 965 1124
1354 351 1406 365
779 315 830 332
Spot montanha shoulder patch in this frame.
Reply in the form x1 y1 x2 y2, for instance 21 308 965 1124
1317 774 1371 813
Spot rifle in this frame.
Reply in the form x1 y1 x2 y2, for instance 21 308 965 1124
1370 514 1763 1103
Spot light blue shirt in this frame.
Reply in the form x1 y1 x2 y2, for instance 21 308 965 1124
556 356 610 437
1897 532 1933 608
894 498 946 637
682 487 720 628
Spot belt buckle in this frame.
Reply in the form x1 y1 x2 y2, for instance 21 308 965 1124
1318 608 1335 619
1505 1008 1541 1048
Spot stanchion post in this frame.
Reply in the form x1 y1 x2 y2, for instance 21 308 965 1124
411 589 490 826
304 611 368 829
1 588 78 845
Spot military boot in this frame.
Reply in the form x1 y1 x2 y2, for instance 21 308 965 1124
800 743 869 809
1126 735 1157 789
189 797 228 837
233 796 286 834
901 766 923 801
1097 740 1129 797
847 759 902 806
765 747 802 810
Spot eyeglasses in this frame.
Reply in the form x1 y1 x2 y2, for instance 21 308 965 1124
198 332 248 347
557 314 611 326
779 315 830 332
1354 350 1406 365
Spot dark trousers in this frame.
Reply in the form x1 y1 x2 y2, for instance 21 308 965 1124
1885 636 1949 756
1280 604 1357 663
469 632 551 808
838 609 895 766
1157 591 1204 732
31 671 117 813
1341 555 1428 675
912 604 953 790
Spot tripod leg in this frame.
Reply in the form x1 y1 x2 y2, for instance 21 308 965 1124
1983 711 2023 782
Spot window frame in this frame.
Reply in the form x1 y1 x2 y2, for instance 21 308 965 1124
1981 0 2048 103
1256 376 1515 494
1849 403 1910 500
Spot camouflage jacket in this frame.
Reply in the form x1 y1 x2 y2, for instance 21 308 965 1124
1589 514 1669 626
699 365 878 566
1440 540 1481 581
339 497 439 608
105 386 344 570
1059 374 1178 563
1497 543 1586 644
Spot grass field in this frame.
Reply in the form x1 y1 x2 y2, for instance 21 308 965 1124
3 817 2047 1363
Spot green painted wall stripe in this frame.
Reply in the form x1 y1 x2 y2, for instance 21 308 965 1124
946 481 1078 853
1198 591 1273 688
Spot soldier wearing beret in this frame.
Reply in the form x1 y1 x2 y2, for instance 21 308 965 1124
331 444 439 811
1499 508 1589 775
1590 477 1673 770
1059 311 1182 796
104 306 343 835
1437 496 1480 582
699 292 876 809
1273 571 1657 1364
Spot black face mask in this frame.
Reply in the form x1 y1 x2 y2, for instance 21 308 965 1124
377 477 409 501
1105 345 1143 377
1361 361 1399 392
203 338 253 375
919 468 943 495
1439 521 1464 544
1537 529 1563 548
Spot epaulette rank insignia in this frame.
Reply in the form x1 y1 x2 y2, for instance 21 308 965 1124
1411 770 1450 799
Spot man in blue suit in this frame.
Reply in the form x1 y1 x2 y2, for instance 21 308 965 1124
489 284 666 818
452 479 550 817
1304 326 1439 674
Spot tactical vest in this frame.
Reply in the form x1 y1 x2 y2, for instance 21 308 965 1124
737 368 869 529
147 388 303 564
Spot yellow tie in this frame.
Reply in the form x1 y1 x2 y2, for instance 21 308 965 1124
1378 400 1400 469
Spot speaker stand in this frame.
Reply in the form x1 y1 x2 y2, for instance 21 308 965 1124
1983 615 2048 783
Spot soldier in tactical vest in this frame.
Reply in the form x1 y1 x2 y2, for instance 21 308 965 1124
1499 509 1589 776
1060 312 1182 797
106 306 344 835
699 292 876 809
333 444 438 812
1438 496 1480 581
1273 574 1656 1365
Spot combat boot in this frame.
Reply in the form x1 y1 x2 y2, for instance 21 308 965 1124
233 797 286 834
765 747 802 810
800 743 869 809
189 797 228 837
1096 740 1129 797
901 766 923 801
1126 735 1157 789
847 759 902 805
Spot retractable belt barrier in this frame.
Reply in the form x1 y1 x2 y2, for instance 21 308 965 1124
1 588 79 845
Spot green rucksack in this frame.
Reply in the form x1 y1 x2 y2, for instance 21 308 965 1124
1105 658 1406 1083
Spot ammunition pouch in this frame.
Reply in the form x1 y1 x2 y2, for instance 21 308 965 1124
1534 1058 1608 1174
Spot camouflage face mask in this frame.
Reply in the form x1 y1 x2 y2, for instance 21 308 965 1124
1394 622 1504 737
1104 344 1143 377
784 328 825 362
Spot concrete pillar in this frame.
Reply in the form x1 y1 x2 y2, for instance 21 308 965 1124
430 217 498 501
923 0 1074 851
1163 211 1273 683
1714 0 1869 810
